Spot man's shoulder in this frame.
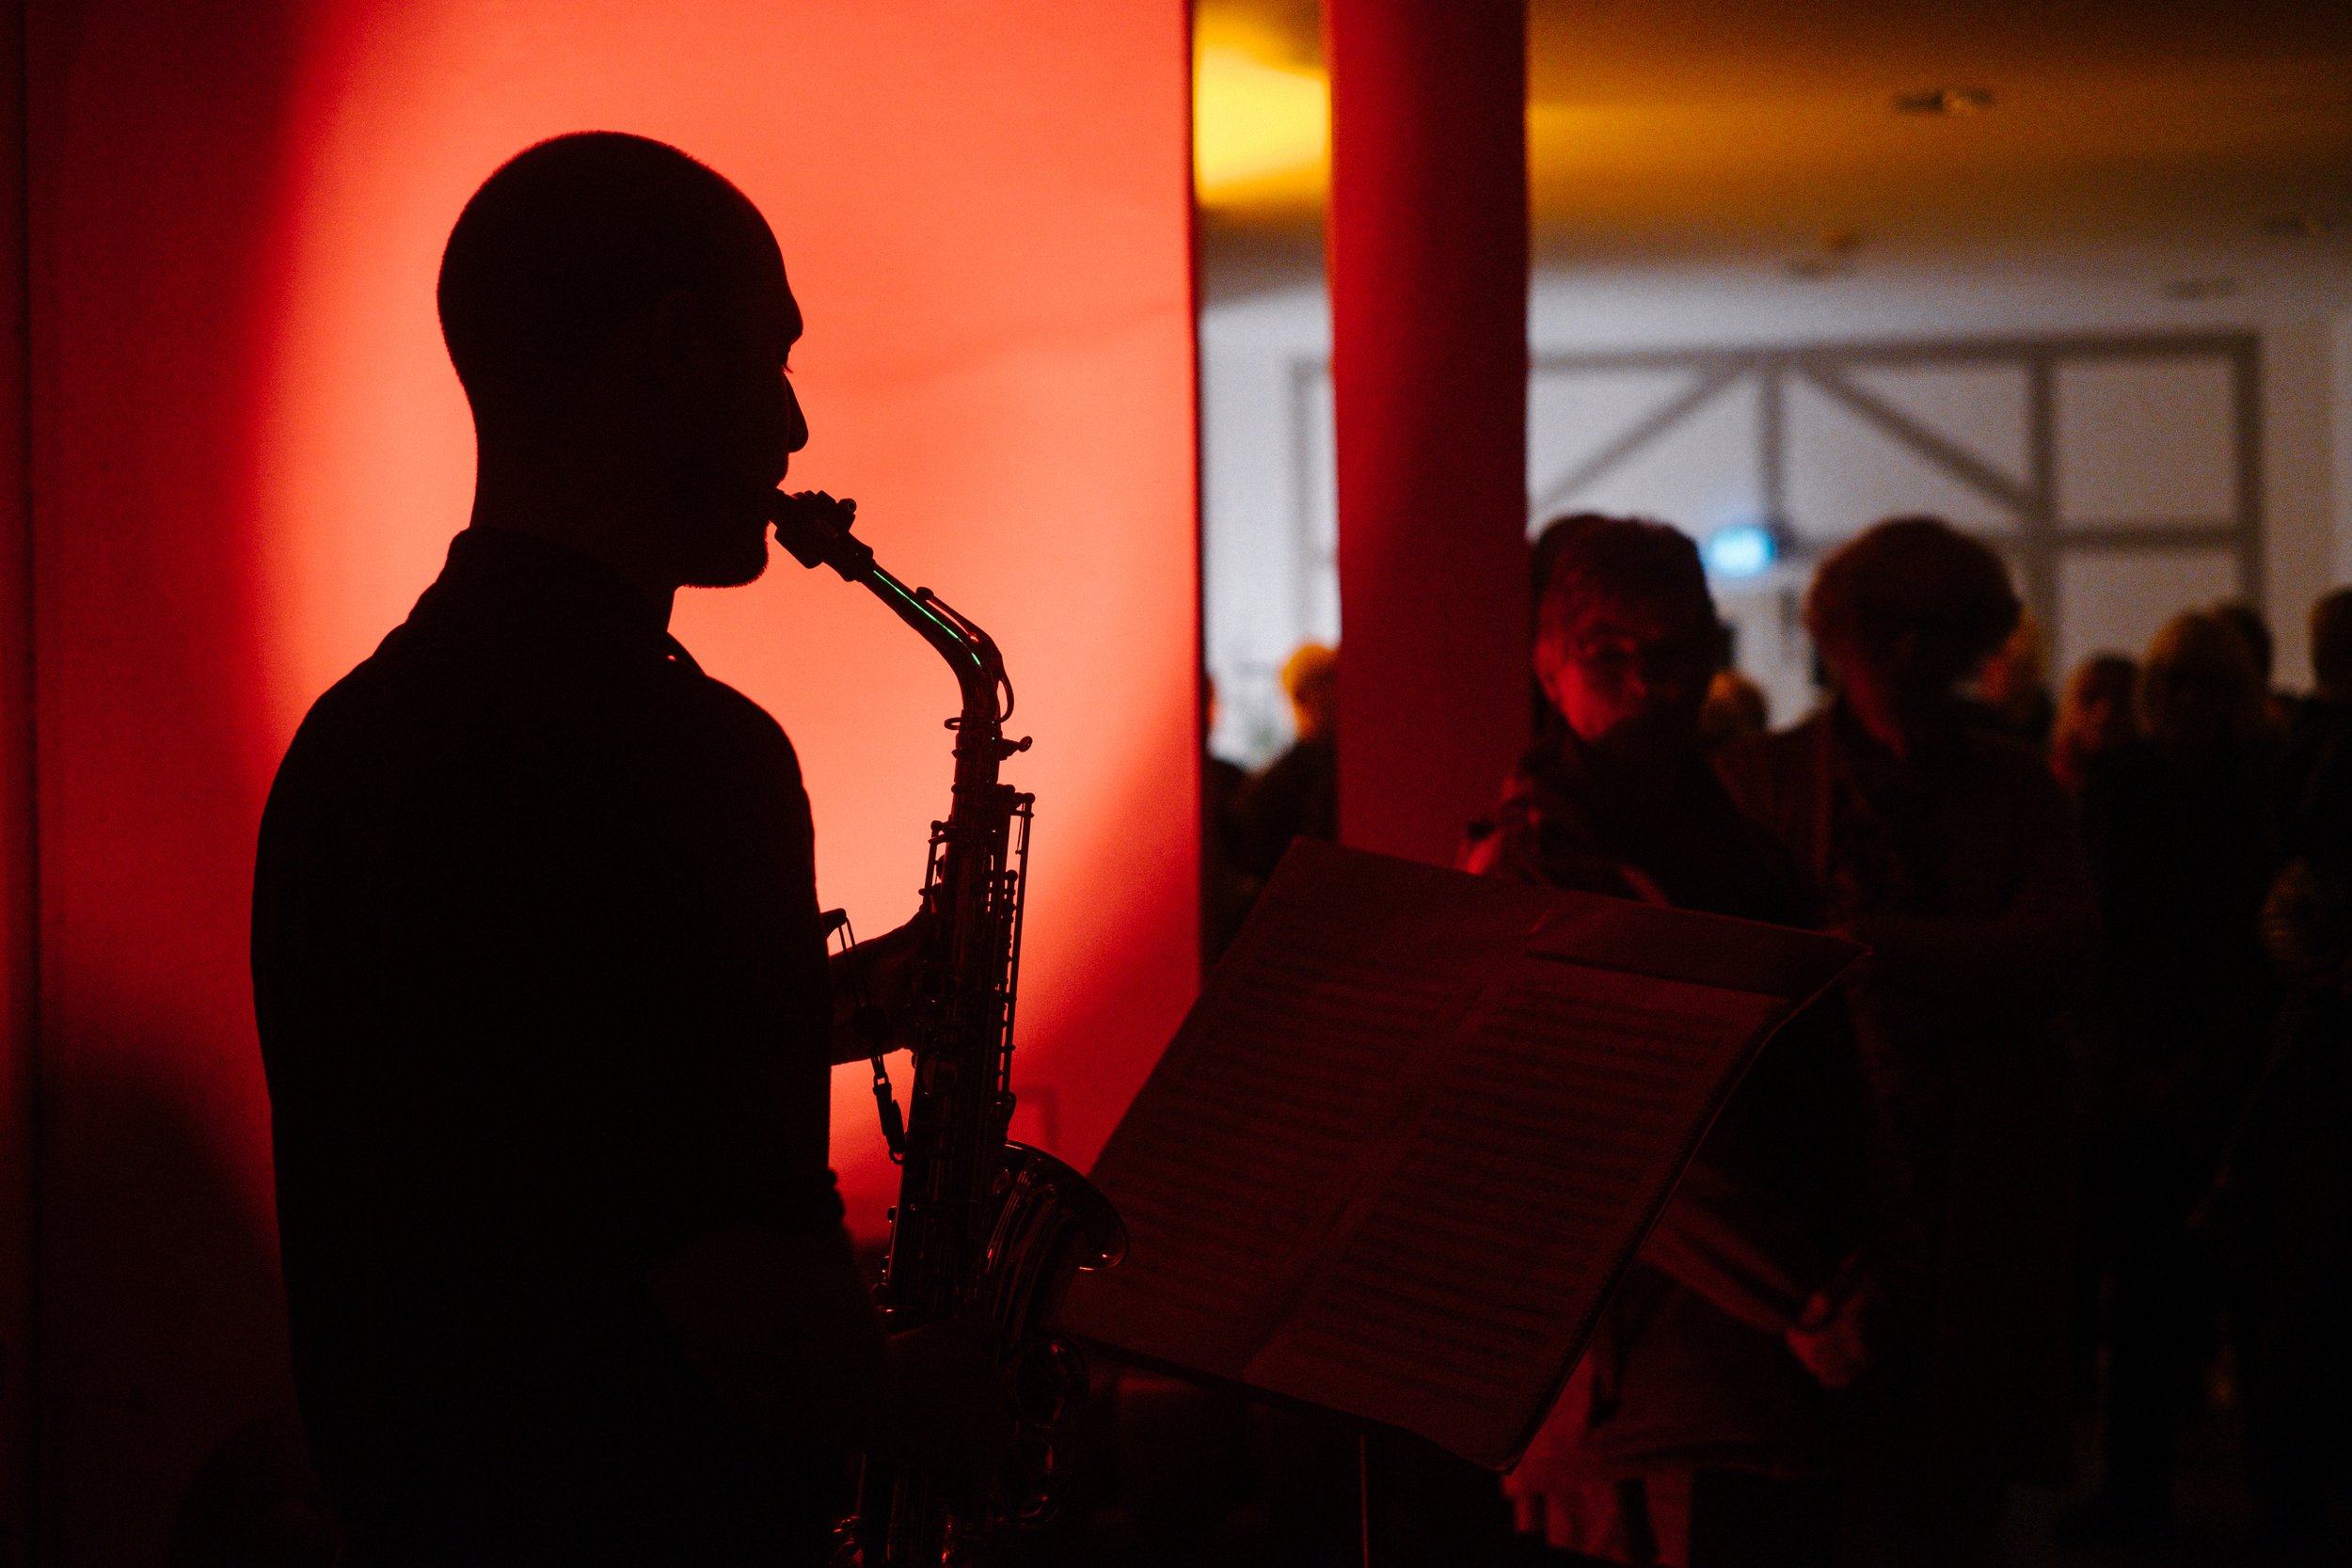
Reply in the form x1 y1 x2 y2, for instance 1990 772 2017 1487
660 657 803 780
272 633 431 779
268 616 812 825
321 620 790 736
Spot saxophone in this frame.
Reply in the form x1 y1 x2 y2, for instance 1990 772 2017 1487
770 491 1128 1567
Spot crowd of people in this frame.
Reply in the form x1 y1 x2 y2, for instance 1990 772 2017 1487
1187 515 2348 1568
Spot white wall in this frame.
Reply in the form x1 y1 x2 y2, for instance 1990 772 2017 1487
2336 309 2352 585
1200 282 1337 762
2265 317 2342 684
1201 260 2352 761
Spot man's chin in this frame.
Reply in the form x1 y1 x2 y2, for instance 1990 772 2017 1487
677 536 772 591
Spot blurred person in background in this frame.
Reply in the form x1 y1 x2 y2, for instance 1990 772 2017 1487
1200 673 1254 970
1467 517 1870 1568
2268 590 2352 886
2211 599 2294 733
2197 586 2352 1564
2050 651 2142 1416
1716 517 2098 1568
2063 610 2278 1548
1529 513 1613 744
1699 667 1772 755
1968 605 2055 748
1236 641 1338 880
2050 654 2140 798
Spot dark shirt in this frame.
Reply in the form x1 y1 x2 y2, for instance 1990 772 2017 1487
2077 736 2277 1129
1468 737 1819 929
1236 733 1337 879
1717 705 2095 1481
1201 752 1254 967
252 528 843 1565
2278 696 2352 876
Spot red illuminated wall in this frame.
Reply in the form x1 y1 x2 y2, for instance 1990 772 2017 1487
12 2 1196 1560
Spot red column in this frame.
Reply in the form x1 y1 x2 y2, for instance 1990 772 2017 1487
0 3 34 1558
1325 0 1528 864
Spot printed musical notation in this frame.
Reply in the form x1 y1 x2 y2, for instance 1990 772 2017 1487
1061 839 1858 1468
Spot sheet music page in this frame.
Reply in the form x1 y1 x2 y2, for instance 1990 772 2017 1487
1061 842 1857 1466
1241 957 1781 1466
1059 842 1553 1376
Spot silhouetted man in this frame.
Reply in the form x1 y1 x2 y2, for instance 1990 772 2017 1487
252 133 993 1567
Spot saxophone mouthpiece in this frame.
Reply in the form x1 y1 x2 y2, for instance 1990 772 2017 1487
771 489 874 582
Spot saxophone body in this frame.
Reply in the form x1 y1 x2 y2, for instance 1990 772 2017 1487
771 492 1127 1566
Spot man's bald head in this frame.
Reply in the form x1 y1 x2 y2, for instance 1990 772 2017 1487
438 133 807 596
437 132 786 421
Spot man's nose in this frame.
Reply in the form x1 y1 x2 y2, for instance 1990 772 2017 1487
782 378 809 454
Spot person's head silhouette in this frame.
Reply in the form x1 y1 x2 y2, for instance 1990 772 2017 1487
1534 516 1722 768
438 132 805 602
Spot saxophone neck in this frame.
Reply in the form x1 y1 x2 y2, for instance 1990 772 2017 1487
771 489 1015 748
873 571 1009 741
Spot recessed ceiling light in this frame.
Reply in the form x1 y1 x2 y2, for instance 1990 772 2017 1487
2161 277 2238 302
1894 87 1994 115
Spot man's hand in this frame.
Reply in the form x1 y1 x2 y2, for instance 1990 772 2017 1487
1784 1278 1876 1390
829 910 932 1065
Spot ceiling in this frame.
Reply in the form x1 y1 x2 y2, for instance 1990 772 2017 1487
1196 0 2352 291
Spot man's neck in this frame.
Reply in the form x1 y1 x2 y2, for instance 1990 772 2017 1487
467 466 677 624
1567 724 1692 790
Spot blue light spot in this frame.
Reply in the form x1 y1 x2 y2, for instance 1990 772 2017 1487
1704 523 1777 578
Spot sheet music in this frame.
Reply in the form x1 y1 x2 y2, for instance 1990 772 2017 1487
1066 848 1552 1376
1242 958 1780 1465
1059 840 1857 1466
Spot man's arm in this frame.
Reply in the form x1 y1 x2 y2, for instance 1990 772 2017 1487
826 912 928 1066
646 710 1006 1466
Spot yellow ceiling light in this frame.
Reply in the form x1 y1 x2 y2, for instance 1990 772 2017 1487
1193 30 1329 209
